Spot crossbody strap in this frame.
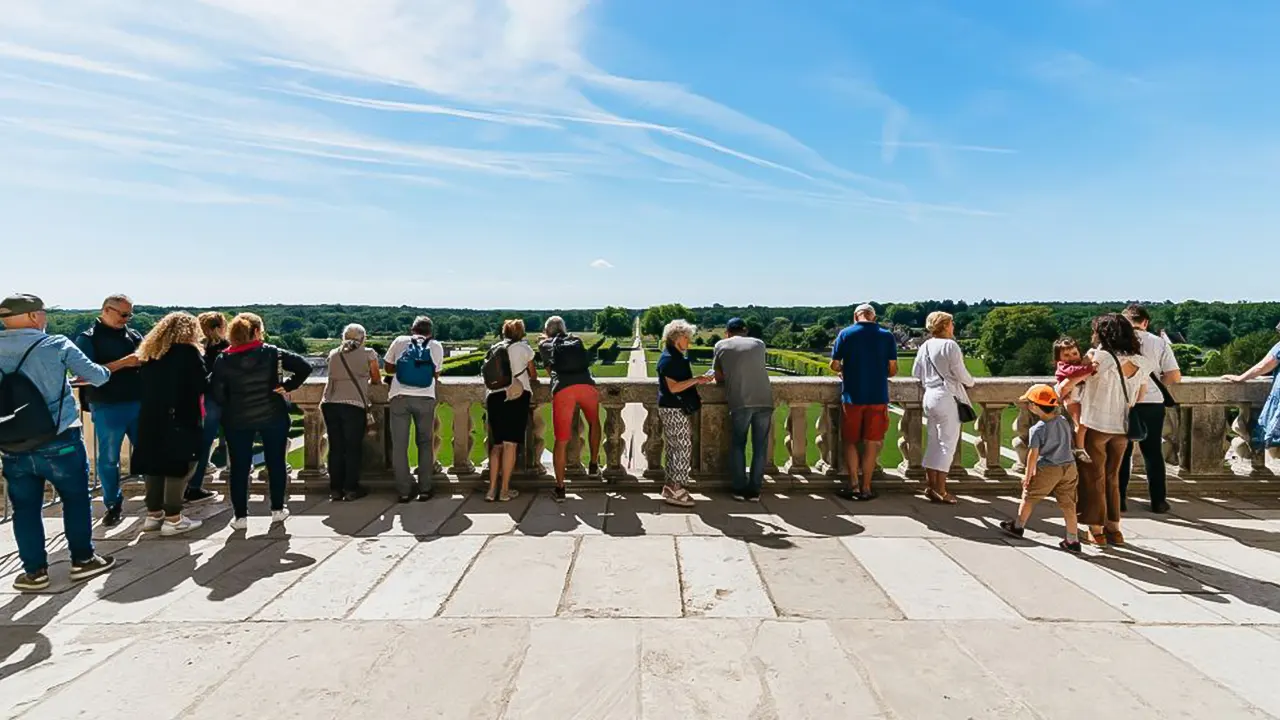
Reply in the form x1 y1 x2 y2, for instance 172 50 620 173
1107 350 1132 406
337 350 369 408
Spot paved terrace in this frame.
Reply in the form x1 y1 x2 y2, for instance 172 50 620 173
4 487 1280 719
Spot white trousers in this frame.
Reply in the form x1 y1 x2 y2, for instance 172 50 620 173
923 389 962 472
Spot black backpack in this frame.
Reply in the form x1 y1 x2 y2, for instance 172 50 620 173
482 341 514 391
0 340 65 453
548 335 589 374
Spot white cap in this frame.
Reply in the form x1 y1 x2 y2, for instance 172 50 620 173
854 303 876 318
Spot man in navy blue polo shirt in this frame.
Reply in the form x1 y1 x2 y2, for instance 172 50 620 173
829 304 898 501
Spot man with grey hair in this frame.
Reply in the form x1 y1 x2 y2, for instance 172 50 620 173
829 303 898 501
539 315 600 502
74 293 143 527
384 315 444 502
2 294 118 591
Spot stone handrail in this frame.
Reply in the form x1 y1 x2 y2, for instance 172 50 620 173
275 376 1273 493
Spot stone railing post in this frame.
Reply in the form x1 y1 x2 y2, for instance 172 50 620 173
432 414 445 479
696 404 728 479
814 403 841 476
526 402 548 477
565 409 586 476
783 404 809 475
947 433 968 480
974 403 1008 479
449 400 476 476
642 402 666 480
764 409 779 476
896 403 925 480
1182 404 1230 479
602 401 627 480
296 403 328 487
1010 404 1033 475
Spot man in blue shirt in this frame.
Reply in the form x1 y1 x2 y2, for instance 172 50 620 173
1 294 120 592
829 304 898 501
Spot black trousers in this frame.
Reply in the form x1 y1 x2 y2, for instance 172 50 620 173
1119 403 1167 505
322 403 367 494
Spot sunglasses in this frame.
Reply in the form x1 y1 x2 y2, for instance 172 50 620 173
107 307 134 319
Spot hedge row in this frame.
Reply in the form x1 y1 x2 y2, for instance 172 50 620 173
440 349 486 376
766 350 832 376
596 337 621 364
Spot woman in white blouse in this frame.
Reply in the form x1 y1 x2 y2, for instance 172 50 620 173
1078 314 1155 546
913 312 976 504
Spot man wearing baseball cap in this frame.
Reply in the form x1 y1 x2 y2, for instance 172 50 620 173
1000 383 1082 553
829 303 897 501
0 294 118 591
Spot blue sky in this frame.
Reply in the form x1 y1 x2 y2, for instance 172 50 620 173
2 0 1277 309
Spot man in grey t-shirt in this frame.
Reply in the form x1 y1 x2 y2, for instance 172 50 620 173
713 318 773 500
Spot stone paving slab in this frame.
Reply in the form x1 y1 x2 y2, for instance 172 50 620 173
7 493 1280 718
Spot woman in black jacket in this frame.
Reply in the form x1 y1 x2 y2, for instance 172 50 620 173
209 313 312 529
186 311 230 503
132 312 208 536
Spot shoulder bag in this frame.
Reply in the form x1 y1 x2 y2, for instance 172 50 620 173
1107 350 1147 441
923 341 977 423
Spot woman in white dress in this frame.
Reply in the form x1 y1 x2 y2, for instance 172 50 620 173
913 312 976 504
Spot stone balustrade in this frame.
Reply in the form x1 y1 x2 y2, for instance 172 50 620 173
2 376 1273 522
273 376 1274 494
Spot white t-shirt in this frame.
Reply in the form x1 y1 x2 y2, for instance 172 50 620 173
1135 330 1179 405
505 340 536 394
1080 349 1156 435
385 335 445 400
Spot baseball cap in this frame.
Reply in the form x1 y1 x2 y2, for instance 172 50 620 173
725 317 747 332
1019 383 1060 407
854 303 876 317
0 293 45 318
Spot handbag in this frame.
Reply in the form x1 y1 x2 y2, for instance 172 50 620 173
922 342 977 423
1107 351 1148 441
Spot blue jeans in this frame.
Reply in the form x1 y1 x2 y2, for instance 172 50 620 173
3 429 97 574
730 407 773 495
189 399 223 492
225 416 291 518
91 401 140 509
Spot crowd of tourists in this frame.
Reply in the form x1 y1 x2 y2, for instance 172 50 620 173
3 290 1278 592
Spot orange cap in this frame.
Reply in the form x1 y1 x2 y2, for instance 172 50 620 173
1019 383 1060 407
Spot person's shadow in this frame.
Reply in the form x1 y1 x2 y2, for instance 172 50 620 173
1098 544 1280 616
0 580 90 681
200 530 316 602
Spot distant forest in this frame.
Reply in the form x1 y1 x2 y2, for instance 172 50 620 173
45 299 1280 376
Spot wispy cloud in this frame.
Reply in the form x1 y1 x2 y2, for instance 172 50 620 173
872 141 1017 155
0 0 992 218
590 259 614 269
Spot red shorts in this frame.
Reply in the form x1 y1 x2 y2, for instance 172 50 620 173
552 384 600 442
842 404 889 443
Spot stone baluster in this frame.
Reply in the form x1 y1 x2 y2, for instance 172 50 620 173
296 403 328 487
1182 405 1231 479
432 414 445 478
764 408 779 476
1010 404 1033 475
695 404 727 480
782 403 809 475
602 401 627 480
1176 406 1193 472
565 409 586 476
814 403 841 476
1162 406 1181 469
896 404 925 480
527 403 548 477
974 403 1008 479
1232 404 1273 477
642 403 666 480
449 401 475 475
947 432 968 480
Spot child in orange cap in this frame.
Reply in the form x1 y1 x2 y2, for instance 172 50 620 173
1002 383 1082 552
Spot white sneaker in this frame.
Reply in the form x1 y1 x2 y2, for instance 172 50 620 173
141 516 163 532
229 517 249 531
161 516 203 537
271 508 290 524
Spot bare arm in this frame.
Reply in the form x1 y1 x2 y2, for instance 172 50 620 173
367 357 382 391
1023 447 1040 484
664 375 708 394
1225 354 1279 383
1163 369 1182 384
887 359 898 377
829 359 842 373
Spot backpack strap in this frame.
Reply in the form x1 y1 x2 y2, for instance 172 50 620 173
4 339 43 378
3 338 67 435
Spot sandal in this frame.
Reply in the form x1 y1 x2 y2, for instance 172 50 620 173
499 489 520 503
1059 539 1083 554
938 492 958 505
484 489 497 502
1104 529 1125 547
923 488 944 504
1088 529 1107 546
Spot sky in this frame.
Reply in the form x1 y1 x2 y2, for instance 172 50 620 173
2 0 1278 310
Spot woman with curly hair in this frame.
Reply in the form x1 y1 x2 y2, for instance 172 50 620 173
656 319 712 508
132 311 208 536
1077 313 1155 547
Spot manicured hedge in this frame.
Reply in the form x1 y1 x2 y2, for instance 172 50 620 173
440 349 486 376
766 350 833 376
596 337 621 364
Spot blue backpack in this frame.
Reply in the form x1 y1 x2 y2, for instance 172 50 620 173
395 337 436 388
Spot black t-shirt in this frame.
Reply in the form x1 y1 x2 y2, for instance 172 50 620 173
656 347 700 411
